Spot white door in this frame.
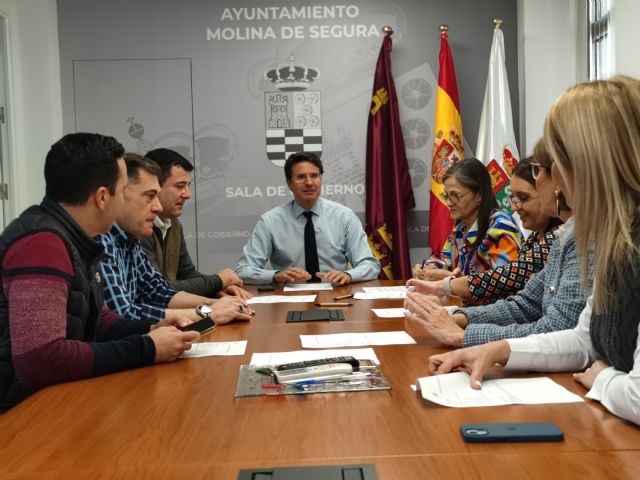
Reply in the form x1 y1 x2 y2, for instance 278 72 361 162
0 18 9 229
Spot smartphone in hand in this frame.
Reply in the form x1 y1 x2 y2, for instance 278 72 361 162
461 422 564 443
179 317 216 335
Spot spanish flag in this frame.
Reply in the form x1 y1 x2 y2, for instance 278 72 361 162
365 31 416 280
429 27 464 255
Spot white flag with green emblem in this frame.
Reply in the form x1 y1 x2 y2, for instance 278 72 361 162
476 24 519 212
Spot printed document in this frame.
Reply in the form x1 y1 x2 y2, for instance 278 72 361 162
417 372 584 407
179 341 247 358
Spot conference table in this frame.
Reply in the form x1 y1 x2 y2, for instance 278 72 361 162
1 280 638 479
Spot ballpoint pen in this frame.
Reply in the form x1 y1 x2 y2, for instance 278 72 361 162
292 373 371 389
333 293 354 300
315 302 353 307
292 379 329 386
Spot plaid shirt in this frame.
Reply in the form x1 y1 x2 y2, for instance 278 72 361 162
461 220 591 347
98 224 177 323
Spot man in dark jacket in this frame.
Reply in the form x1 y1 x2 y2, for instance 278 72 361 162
0 133 199 412
141 148 250 299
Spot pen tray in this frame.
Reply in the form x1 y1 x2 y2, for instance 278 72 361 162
286 309 345 322
235 364 390 397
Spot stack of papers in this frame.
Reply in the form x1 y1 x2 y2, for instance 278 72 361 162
417 372 584 407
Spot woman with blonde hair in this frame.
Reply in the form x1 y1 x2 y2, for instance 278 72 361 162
427 76 640 425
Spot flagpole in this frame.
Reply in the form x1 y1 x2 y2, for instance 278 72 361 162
429 22 463 254
476 15 520 213
366 23 415 279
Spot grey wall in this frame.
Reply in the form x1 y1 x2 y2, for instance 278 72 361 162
57 0 518 272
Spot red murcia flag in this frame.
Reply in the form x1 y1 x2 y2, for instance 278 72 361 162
365 33 416 280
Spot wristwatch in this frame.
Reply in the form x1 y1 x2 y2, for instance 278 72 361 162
196 304 213 319
443 276 456 296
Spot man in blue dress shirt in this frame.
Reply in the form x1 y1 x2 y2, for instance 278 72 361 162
235 152 380 285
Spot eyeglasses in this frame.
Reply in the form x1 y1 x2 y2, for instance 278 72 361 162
292 172 322 183
441 190 472 205
530 162 549 180
508 194 540 210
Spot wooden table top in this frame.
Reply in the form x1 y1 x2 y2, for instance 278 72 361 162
1 280 638 479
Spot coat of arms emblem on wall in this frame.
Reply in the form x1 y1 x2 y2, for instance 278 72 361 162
264 55 322 167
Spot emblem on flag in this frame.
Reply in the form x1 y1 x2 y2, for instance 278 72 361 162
264 56 322 167
502 146 518 177
487 159 511 211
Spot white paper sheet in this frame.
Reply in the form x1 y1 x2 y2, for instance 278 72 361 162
404 305 460 315
250 347 381 366
373 306 459 318
283 283 334 292
372 308 406 318
355 286 408 299
354 291 406 300
247 295 316 304
179 341 247 358
417 372 584 407
300 331 416 348
362 286 408 293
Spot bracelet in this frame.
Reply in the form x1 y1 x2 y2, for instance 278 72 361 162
425 259 448 269
442 275 455 296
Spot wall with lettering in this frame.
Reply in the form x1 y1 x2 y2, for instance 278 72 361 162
57 0 518 271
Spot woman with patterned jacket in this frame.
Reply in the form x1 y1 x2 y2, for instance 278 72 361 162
413 158 522 281
411 145 567 305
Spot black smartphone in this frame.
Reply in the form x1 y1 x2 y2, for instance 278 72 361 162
461 422 564 443
179 318 216 335
257 285 275 292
